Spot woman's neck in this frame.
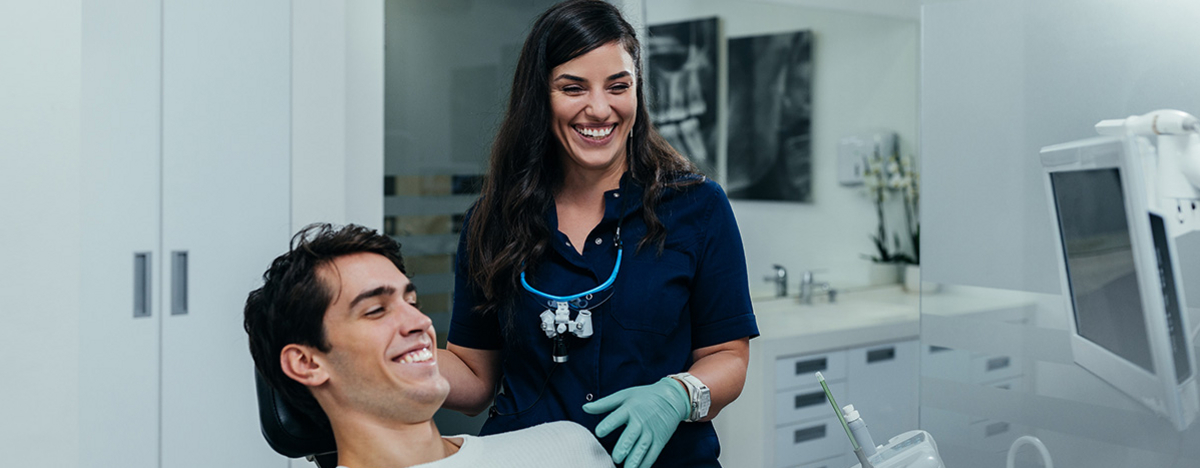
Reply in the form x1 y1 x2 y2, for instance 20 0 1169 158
558 158 626 207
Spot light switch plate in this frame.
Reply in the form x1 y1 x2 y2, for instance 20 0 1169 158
838 132 897 186
837 136 871 186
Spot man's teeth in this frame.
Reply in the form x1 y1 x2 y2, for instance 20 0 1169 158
397 347 433 364
577 125 614 138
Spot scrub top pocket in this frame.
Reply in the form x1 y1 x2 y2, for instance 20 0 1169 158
608 248 693 336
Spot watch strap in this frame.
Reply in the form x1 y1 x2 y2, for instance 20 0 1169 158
669 372 711 422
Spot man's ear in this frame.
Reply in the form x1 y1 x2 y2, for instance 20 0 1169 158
280 344 330 387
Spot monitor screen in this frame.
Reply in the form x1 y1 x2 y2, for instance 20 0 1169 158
1051 168 1154 373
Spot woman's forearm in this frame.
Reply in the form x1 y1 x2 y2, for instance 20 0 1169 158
686 337 751 422
438 345 501 416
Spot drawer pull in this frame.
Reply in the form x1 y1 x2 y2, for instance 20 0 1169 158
986 356 1011 371
793 425 826 444
794 391 826 409
133 252 151 318
867 347 896 363
985 421 1010 437
929 345 951 353
794 357 827 375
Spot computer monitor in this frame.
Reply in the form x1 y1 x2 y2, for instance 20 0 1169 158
1042 135 1199 431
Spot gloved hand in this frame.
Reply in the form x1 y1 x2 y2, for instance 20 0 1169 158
582 376 690 468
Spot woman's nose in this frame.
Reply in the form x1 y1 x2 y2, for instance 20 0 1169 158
584 92 612 119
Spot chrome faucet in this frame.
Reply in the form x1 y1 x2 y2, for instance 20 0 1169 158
764 264 788 298
799 270 830 305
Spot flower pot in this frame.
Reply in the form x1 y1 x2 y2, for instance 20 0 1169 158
867 262 902 286
903 264 920 293
903 264 940 293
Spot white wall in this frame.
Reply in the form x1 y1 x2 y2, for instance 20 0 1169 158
292 0 384 232
922 0 1200 294
0 1 82 465
646 0 919 295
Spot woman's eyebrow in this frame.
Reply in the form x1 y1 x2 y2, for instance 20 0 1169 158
552 71 632 83
606 71 631 81
552 73 586 83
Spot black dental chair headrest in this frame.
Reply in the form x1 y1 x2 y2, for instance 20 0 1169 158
254 370 337 466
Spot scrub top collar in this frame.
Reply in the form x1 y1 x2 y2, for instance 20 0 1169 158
545 172 644 266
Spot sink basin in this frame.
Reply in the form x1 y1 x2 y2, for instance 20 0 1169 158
751 286 919 340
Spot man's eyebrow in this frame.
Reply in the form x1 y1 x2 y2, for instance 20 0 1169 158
405 282 417 295
349 285 396 309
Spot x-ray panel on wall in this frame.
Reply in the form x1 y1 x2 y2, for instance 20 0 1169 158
727 30 814 202
647 17 719 177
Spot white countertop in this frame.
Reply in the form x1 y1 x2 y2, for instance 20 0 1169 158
750 285 921 358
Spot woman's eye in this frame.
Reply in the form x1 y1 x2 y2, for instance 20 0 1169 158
610 83 631 93
562 85 585 94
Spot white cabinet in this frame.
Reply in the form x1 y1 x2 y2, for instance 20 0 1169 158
79 1 163 466
716 337 919 468
845 341 920 445
160 1 292 467
80 1 291 467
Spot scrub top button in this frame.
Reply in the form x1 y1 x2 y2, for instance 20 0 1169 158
586 393 594 402
594 237 602 245
565 241 571 247
612 192 620 198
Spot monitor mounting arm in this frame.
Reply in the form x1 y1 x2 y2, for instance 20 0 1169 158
1096 109 1200 236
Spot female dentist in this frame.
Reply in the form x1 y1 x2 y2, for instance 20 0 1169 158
436 2 759 467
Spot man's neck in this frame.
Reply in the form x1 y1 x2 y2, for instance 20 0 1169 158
330 416 455 468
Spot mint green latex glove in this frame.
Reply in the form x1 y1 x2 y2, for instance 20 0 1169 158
582 377 690 468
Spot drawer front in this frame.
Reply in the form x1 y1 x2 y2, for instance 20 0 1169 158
921 344 970 381
776 350 848 391
969 418 1024 453
775 381 846 426
774 417 851 468
971 352 1022 384
792 454 849 468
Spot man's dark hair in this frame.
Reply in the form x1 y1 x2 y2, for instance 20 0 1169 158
243 223 407 427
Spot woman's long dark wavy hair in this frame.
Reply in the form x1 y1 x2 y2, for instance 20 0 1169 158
466 0 699 324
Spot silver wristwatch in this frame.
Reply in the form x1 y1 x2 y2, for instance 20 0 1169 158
669 372 711 422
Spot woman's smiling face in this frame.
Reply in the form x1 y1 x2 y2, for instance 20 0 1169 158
549 41 637 176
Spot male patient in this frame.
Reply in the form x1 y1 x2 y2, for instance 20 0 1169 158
244 223 613 468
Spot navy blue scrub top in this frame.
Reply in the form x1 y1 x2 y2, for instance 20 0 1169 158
449 175 759 468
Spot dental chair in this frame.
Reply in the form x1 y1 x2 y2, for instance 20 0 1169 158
254 370 338 468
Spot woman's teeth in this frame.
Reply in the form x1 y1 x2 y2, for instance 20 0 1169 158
397 347 433 364
576 125 614 139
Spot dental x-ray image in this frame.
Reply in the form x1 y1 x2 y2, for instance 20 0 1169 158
727 30 814 202
647 17 719 177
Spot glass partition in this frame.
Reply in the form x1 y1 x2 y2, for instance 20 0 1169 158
921 0 1200 465
384 0 561 435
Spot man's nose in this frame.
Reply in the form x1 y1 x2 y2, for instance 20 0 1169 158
397 303 432 335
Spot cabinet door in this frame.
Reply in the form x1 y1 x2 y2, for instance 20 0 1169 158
845 340 919 445
161 1 292 466
80 1 162 467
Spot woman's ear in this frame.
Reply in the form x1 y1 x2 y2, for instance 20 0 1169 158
280 344 329 387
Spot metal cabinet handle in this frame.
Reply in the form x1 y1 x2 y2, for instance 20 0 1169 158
134 252 152 318
794 391 827 409
171 251 188 315
794 357 828 375
867 347 896 363
793 424 827 444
